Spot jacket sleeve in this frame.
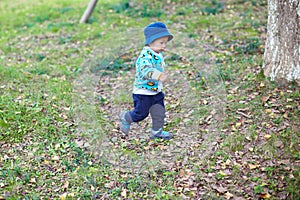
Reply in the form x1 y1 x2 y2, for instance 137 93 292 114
137 58 162 80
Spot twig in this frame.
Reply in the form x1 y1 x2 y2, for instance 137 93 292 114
236 111 252 119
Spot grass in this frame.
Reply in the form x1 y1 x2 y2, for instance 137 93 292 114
1 0 299 199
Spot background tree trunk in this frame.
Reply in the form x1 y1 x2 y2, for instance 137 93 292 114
80 0 98 23
263 0 300 85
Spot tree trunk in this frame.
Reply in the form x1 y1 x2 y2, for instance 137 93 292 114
263 0 300 86
80 0 98 23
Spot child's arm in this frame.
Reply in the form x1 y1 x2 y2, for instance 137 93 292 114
157 72 168 82
137 55 167 82
152 70 168 82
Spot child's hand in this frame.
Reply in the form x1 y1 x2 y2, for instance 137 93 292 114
159 73 168 82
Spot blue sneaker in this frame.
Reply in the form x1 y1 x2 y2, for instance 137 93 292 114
119 111 130 135
150 128 172 140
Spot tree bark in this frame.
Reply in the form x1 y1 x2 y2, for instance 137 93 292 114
263 0 300 85
80 0 98 23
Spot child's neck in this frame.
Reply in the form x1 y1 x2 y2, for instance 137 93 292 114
146 46 162 54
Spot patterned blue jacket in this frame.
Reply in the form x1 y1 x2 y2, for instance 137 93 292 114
133 47 165 94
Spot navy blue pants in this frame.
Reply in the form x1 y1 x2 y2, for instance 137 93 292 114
129 92 165 122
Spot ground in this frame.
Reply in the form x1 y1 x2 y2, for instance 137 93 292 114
1 0 299 199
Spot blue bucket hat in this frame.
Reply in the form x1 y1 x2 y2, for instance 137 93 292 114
144 22 173 45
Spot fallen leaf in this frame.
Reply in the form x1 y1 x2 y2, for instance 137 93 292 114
61 113 68 120
265 109 272 113
121 188 127 197
42 159 50 164
75 140 84 147
261 95 270 102
179 169 185 177
219 170 228 176
52 155 60 161
224 192 234 199
274 141 283 148
60 193 67 200
212 184 227 193
225 159 231 165
29 177 36 183
91 185 95 191
55 143 61 150
264 134 271 140
261 193 271 199
63 180 69 189
231 125 237 131
249 163 260 170
216 186 227 193
68 193 74 197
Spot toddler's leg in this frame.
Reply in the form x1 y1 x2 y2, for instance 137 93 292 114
119 94 150 135
149 104 165 131
150 104 172 140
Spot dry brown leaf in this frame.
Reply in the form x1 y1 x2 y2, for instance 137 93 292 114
260 82 265 88
212 184 227 194
63 180 69 189
264 134 271 140
216 186 227 194
261 193 271 199
224 192 234 199
274 141 284 148
235 122 242 128
91 185 95 191
29 177 36 183
248 163 260 170
52 155 60 161
261 95 270 102
121 188 127 197
60 193 67 200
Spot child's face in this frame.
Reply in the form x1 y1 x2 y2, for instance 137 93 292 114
149 36 169 53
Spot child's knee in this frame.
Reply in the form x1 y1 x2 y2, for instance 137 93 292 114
150 104 166 119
